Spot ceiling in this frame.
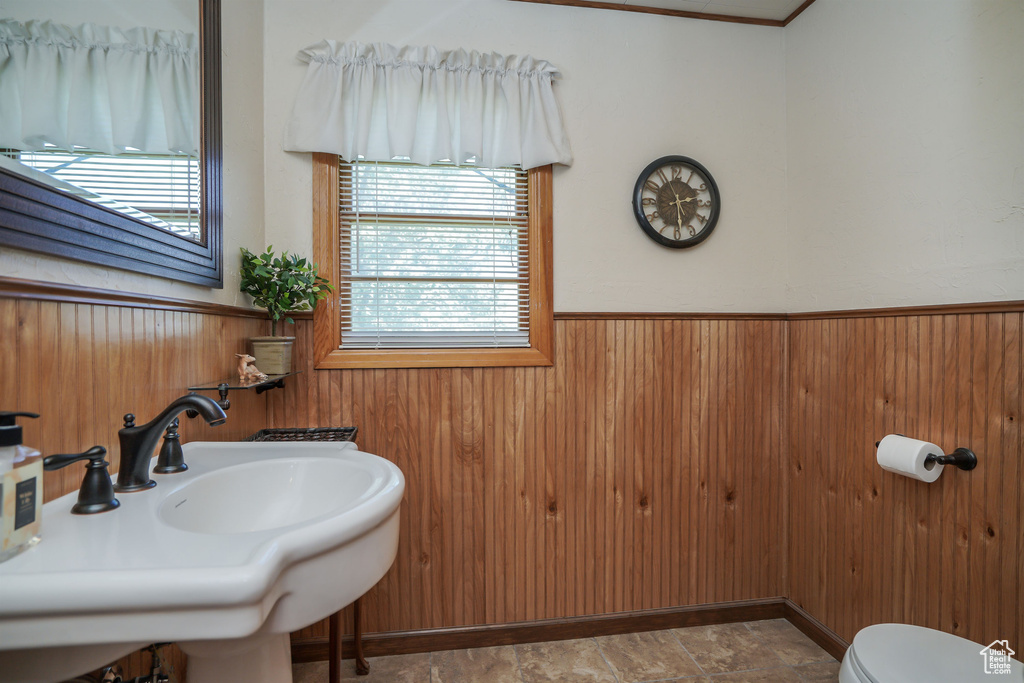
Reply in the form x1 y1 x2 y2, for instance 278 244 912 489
509 0 817 27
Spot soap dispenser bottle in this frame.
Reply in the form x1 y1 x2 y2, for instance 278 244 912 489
0 411 43 563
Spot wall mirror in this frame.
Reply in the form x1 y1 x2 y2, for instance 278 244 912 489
0 0 222 287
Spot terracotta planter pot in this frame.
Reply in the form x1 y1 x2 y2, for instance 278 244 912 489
250 336 294 375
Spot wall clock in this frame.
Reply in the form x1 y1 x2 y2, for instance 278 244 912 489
632 156 721 248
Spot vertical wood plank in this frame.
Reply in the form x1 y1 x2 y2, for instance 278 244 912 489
0 299 19 422
1002 314 1021 643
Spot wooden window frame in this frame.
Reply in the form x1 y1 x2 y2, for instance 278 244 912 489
312 153 553 369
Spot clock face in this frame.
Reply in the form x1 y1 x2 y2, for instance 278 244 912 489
632 156 720 248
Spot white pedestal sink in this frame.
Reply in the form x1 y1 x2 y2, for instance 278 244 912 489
0 442 405 683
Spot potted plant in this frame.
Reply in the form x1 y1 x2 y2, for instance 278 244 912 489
239 246 332 375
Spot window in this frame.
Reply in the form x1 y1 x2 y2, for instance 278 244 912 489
312 154 553 369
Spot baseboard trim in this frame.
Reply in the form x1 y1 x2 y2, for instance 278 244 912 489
292 598 789 663
783 599 850 661
293 598 850 665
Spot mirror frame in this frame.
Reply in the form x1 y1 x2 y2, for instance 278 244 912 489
0 0 223 288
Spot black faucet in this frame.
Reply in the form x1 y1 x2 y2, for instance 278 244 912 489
114 394 227 492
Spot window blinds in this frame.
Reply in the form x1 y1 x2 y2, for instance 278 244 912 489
339 159 531 349
11 149 201 240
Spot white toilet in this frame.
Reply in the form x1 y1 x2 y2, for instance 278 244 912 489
841 623 1024 682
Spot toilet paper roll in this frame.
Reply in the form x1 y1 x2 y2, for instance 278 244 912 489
876 434 944 483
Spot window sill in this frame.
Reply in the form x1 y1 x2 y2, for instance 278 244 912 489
314 345 553 370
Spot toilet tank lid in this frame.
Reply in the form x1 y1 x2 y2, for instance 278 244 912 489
851 624 1023 683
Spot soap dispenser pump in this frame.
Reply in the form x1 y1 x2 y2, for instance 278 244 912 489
0 411 41 472
0 411 43 563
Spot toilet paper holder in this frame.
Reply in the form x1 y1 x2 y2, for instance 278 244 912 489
923 447 978 471
874 438 978 471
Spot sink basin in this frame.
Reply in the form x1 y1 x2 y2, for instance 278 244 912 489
160 457 378 534
0 441 405 683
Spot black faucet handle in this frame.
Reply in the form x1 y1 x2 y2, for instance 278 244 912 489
44 446 120 514
153 418 187 474
44 445 107 469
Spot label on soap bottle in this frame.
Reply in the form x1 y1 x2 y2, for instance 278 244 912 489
14 477 36 529
1 459 42 559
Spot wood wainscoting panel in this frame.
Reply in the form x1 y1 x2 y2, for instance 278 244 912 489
1 297 269 500
8 283 1022 676
275 317 788 642
787 313 1023 651
0 294 270 682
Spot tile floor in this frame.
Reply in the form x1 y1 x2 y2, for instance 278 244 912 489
292 619 840 682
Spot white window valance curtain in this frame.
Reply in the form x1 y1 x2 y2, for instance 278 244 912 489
283 41 572 170
0 18 199 156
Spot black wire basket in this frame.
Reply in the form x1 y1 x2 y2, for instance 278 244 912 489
243 427 358 443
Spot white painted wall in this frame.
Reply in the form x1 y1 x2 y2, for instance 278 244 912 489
262 0 790 313
784 0 1024 311
0 0 264 307
5 0 1020 313
0 0 197 32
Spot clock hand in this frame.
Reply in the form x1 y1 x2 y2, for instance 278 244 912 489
672 193 695 208
672 194 693 217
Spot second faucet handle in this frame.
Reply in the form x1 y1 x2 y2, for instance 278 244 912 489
153 419 187 474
